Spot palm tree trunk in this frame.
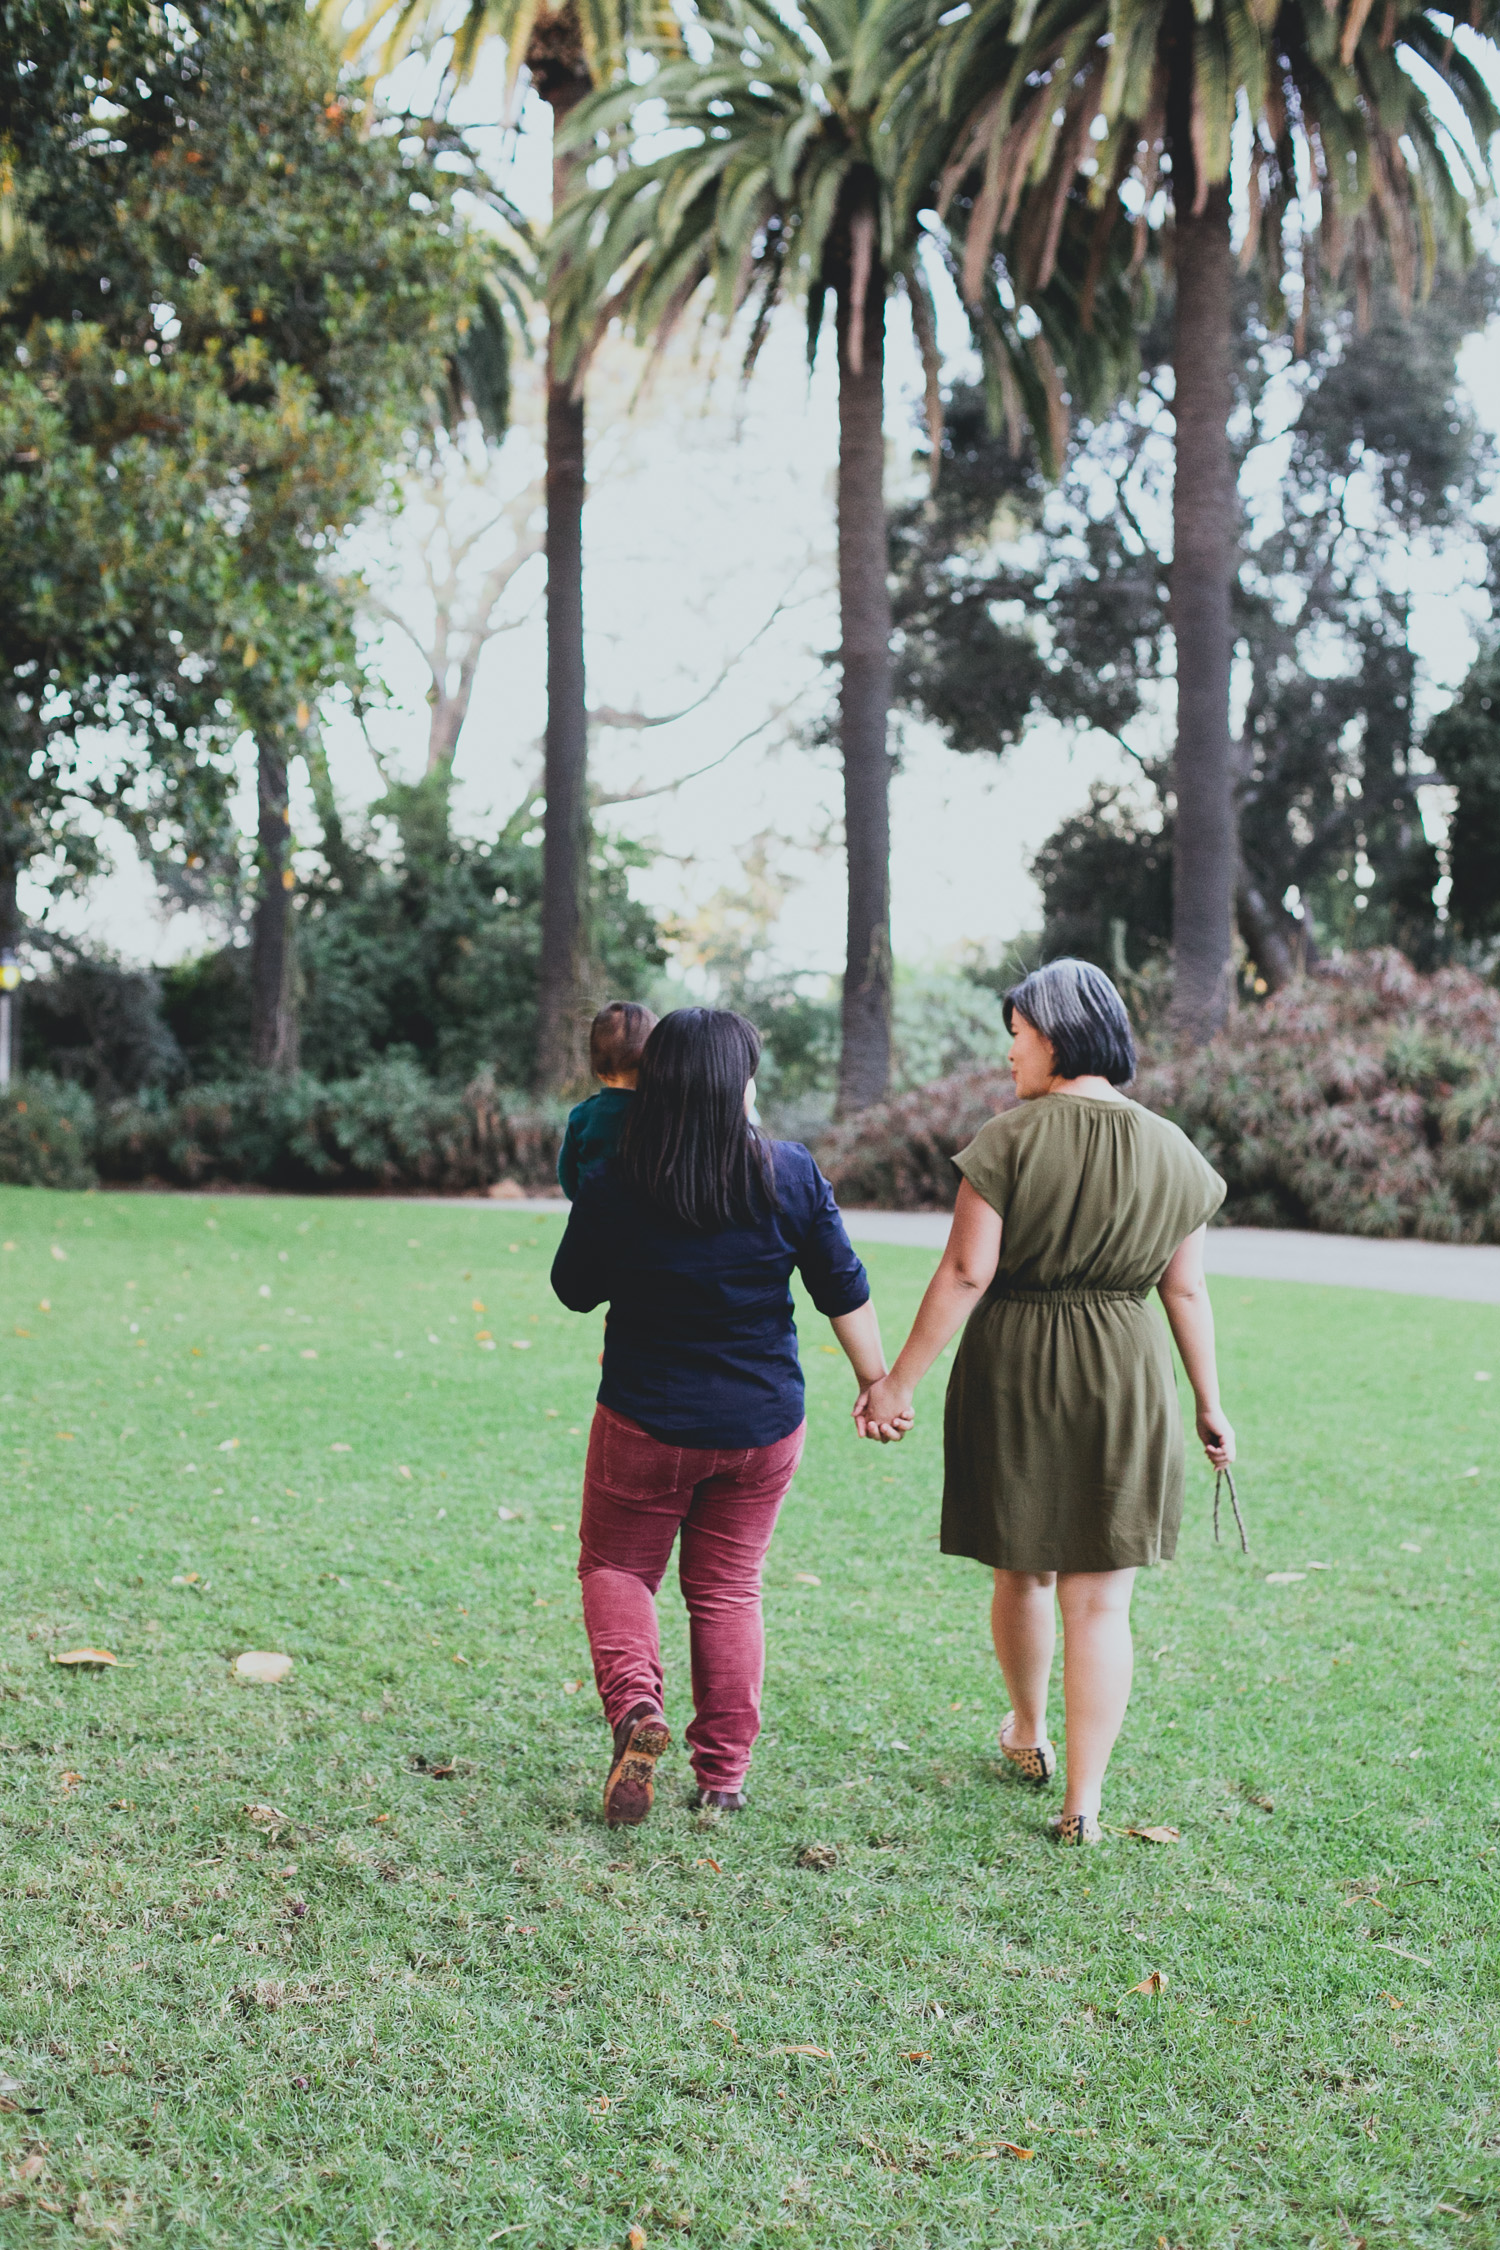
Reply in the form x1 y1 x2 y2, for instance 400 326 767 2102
0 859 19 1087
1169 179 1237 1042
833 227 894 1118
250 736 300 1074
536 79 591 1094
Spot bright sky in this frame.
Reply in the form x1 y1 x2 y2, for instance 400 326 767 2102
38 53 1500 984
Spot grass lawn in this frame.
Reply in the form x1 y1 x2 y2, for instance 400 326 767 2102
0 1186 1497 2250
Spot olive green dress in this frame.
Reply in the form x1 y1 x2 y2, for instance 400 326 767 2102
941 1095 1225 1573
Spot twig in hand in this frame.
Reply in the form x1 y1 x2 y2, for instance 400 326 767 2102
1213 1466 1249 1553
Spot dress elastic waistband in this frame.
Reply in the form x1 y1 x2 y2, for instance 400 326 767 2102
988 1286 1148 1306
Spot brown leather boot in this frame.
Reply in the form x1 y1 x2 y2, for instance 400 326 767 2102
603 1703 671 1828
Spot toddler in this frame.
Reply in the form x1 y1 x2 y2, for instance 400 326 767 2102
556 1000 657 1200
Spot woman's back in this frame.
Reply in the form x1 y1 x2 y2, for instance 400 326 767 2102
551 1139 868 1448
958 1095 1222 1296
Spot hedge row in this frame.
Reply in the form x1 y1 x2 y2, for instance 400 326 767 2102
9 950 1500 1236
0 1061 567 1196
819 950 1500 1242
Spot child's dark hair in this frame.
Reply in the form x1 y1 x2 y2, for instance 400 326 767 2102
589 1000 657 1080
618 1008 774 1231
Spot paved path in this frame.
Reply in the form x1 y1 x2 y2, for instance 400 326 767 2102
838 1212 1500 1303
480 1197 1500 1304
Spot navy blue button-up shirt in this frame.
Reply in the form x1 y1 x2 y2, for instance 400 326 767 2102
550 1140 870 1449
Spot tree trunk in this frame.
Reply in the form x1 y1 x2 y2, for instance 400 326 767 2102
1168 167 1238 1043
0 860 19 1087
833 214 894 1119
250 736 299 1074
1234 867 1299 993
535 78 592 1095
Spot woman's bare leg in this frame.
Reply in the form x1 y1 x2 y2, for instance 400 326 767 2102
1056 1569 1137 1818
990 1570 1057 1746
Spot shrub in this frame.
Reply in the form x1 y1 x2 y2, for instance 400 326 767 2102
0 1075 98 1190
97 1062 567 1195
818 1068 1019 1208
1137 949 1500 1240
20 951 184 1098
817 949 1500 1240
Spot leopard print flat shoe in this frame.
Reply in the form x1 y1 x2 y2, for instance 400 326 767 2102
1047 1810 1103 1846
999 1713 1058 1786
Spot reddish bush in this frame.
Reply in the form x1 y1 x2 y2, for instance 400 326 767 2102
817 950 1500 1239
817 1068 1019 1209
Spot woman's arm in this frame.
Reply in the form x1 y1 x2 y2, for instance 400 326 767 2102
1156 1227 1235 1467
828 1301 887 1392
549 1184 608 1313
855 1182 1003 1440
556 1115 580 1203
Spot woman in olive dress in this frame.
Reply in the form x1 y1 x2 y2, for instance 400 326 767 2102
857 959 1234 1844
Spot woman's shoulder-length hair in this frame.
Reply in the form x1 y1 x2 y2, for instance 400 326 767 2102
617 1006 776 1231
1002 958 1137 1086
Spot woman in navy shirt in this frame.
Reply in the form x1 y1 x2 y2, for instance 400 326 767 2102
551 1007 888 1827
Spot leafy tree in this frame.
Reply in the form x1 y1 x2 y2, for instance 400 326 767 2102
892 261 1499 980
920 0 1500 1038
150 770 663 1088
553 0 1133 1113
18 950 184 1100
1427 644 1500 950
1031 786 1176 976
0 0 508 1067
330 0 678 1095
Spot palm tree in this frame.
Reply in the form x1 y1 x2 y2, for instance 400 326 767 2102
552 0 1134 1110
922 0 1500 1038
329 0 677 1091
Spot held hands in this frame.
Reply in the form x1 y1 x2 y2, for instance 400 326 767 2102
853 1374 915 1445
1197 1404 1236 1470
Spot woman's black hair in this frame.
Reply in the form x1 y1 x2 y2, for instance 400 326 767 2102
1002 958 1137 1086
617 1007 775 1230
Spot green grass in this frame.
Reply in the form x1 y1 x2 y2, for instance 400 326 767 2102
0 1186 1497 2249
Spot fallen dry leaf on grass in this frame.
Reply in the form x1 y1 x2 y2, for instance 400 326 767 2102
1127 1826 1182 1844
772 2045 831 2059
12 2153 44 2182
1129 1970 1169 1996
795 1843 839 1871
1265 1571 1307 1585
792 1572 821 1586
243 1802 292 1839
51 1649 117 1668
627 2228 648 2250
234 1651 293 1683
974 2143 1034 2161
57 1771 81 1792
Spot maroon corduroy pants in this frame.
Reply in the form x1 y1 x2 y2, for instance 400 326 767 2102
577 1403 805 1794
